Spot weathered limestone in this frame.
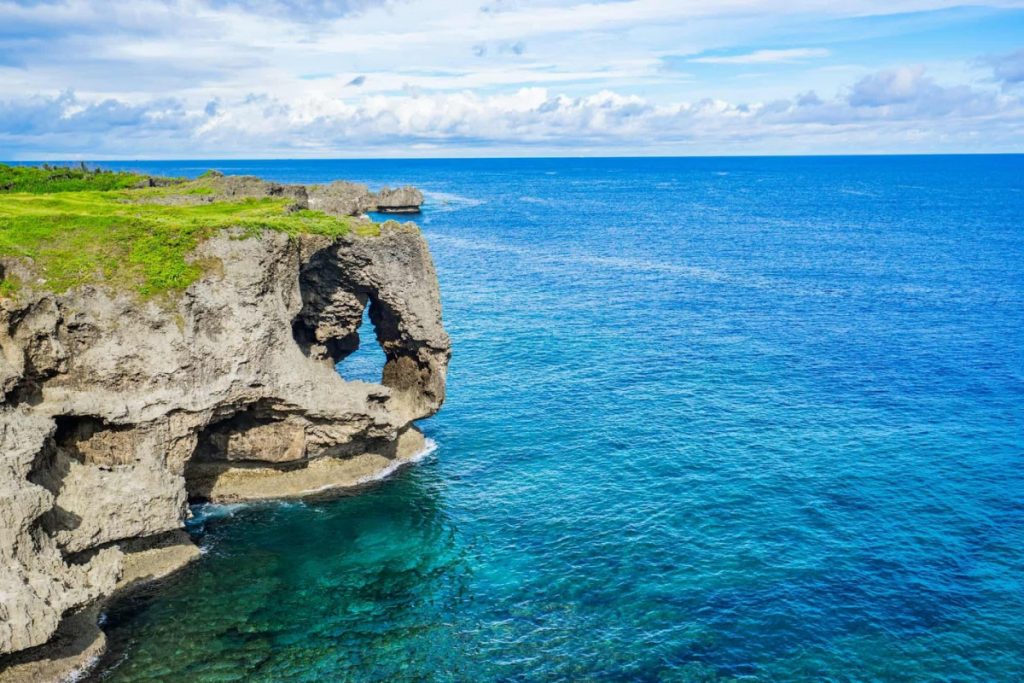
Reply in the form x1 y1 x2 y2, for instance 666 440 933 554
0 531 201 683
308 180 378 216
374 186 424 213
0 192 449 680
0 410 121 659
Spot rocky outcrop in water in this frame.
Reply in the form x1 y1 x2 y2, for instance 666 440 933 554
374 186 424 213
0 178 448 680
136 174 424 215
307 181 423 215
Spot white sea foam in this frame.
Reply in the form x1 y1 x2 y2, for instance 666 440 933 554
65 655 102 683
188 502 248 526
368 436 437 481
302 437 439 494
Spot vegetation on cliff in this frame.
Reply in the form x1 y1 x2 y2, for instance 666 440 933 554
0 162 148 193
0 164 378 298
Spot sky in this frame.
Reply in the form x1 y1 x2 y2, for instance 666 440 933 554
2 0 1024 158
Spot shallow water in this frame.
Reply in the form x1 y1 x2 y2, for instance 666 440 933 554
86 156 1023 681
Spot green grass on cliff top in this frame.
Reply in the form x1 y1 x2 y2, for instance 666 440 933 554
0 164 376 298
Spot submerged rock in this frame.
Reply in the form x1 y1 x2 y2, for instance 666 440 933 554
0 178 450 679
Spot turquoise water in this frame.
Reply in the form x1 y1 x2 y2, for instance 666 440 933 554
88 157 1023 681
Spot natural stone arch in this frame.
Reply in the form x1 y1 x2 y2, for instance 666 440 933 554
292 227 450 420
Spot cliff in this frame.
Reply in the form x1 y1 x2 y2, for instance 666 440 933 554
0 167 449 681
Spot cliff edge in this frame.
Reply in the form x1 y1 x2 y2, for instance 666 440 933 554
0 166 449 680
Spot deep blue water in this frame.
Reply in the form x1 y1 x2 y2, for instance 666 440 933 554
81 157 1022 681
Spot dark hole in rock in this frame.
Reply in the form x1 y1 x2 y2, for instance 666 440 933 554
52 415 136 466
190 402 305 466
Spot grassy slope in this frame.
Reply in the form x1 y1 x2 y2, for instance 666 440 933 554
0 165 375 298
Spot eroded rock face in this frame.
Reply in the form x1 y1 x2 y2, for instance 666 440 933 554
0 411 121 656
0 217 449 668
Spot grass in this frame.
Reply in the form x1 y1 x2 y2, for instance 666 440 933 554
0 164 379 299
0 163 151 193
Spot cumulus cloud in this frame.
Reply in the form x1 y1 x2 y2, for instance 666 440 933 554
849 67 933 106
846 66 999 118
0 90 197 156
2 67 1020 157
986 48 1024 87
0 90 190 135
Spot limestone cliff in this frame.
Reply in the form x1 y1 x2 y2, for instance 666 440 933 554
0 176 449 680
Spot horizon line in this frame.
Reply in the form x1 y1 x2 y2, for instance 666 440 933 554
6 152 1024 163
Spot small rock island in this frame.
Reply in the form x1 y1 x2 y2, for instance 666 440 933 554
0 165 449 681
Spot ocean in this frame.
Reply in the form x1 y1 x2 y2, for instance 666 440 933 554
82 156 1022 681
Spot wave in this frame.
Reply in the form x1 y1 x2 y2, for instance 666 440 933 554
364 436 438 483
65 656 103 683
187 502 249 527
304 437 439 495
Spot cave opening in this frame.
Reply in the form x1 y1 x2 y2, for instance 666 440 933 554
334 304 388 384
184 400 311 503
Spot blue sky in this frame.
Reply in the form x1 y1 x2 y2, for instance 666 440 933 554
1 0 1023 158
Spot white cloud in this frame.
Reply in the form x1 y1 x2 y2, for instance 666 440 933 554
3 67 1020 157
690 48 830 65
1 0 1019 99
987 48 1024 86
848 66 932 106
845 66 1000 120
2 0 1024 155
